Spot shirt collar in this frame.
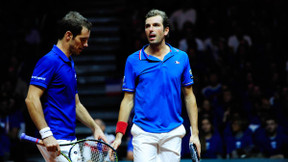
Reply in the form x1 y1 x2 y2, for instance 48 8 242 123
51 45 72 63
139 43 178 61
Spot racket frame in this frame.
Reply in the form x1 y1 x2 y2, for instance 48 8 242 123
20 133 118 162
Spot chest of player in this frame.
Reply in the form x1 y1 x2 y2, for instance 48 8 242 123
136 54 185 83
50 61 77 89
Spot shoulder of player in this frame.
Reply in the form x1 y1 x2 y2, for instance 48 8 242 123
35 52 62 70
126 50 141 61
40 51 63 64
171 47 188 57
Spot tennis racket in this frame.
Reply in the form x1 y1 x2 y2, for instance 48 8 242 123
20 133 118 162
189 142 200 162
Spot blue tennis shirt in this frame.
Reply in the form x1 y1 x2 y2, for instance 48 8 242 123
30 45 77 140
122 43 194 133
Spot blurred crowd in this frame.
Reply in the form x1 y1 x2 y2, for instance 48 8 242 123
1 0 288 161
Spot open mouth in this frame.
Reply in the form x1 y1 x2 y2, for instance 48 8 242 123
149 34 156 40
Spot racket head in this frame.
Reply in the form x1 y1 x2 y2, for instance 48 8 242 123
67 139 118 162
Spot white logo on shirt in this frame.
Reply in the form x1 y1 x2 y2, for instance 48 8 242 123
32 76 46 81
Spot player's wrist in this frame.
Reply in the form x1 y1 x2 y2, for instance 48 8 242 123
115 121 128 135
39 127 53 139
190 126 199 135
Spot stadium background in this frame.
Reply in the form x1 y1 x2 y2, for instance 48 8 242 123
0 0 287 161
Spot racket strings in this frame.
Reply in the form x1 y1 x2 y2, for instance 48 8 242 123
78 141 117 162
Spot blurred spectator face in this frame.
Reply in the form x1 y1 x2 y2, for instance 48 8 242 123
261 98 271 110
231 120 242 133
202 99 211 111
95 119 106 132
223 90 232 103
265 119 277 135
201 118 212 134
209 73 219 86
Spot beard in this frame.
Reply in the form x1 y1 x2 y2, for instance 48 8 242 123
70 45 82 56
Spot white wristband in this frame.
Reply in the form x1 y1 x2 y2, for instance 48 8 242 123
39 127 53 139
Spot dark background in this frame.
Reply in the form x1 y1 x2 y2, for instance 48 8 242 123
1 0 288 161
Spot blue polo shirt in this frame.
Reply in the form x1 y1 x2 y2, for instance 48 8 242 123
30 45 77 140
122 43 194 133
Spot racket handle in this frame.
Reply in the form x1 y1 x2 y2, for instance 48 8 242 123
20 133 44 145
189 142 199 162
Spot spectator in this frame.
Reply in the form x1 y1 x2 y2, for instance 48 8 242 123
0 94 25 162
204 32 229 69
227 24 252 55
169 0 197 44
254 117 288 158
201 71 222 101
199 117 224 159
178 21 205 53
224 116 254 158
169 0 197 32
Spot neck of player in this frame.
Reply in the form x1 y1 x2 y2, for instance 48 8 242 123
146 41 170 61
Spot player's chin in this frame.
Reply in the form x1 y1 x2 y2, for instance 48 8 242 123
74 50 82 55
149 40 159 45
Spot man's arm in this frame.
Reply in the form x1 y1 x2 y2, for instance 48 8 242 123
111 92 134 149
75 93 107 143
182 85 201 157
25 85 60 154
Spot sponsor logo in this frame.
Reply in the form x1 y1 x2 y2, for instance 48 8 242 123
31 76 46 81
122 76 125 85
190 70 193 79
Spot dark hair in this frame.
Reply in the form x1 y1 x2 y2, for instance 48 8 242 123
56 11 92 40
145 9 170 29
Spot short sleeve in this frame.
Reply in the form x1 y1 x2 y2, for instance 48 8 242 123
30 56 55 89
181 54 194 86
122 57 136 92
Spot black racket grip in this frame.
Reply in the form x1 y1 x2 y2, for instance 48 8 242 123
189 143 199 162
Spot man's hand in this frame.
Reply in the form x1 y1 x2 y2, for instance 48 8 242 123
190 134 201 159
93 126 108 143
43 136 61 156
111 133 123 150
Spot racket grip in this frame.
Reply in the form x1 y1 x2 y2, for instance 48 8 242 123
21 133 44 145
189 143 199 162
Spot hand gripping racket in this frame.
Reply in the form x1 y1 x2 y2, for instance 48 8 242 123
189 142 200 162
20 133 118 162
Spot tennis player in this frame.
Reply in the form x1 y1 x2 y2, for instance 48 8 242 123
112 9 201 161
25 11 107 161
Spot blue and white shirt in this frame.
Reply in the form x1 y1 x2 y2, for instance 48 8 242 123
122 43 194 133
30 45 77 140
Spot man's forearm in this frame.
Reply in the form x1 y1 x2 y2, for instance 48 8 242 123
76 103 98 131
184 91 199 135
25 97 48 131
115 92 134 138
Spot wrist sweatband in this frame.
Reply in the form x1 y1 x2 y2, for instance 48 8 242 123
116 121 128 135
39 127 53 139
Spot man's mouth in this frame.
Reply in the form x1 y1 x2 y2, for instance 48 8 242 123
149 34 156 40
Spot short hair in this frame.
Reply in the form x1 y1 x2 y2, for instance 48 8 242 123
57 11 92 40
145 9 170 29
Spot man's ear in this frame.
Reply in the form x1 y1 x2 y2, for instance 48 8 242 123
164 27 169 37
65 31 73 41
